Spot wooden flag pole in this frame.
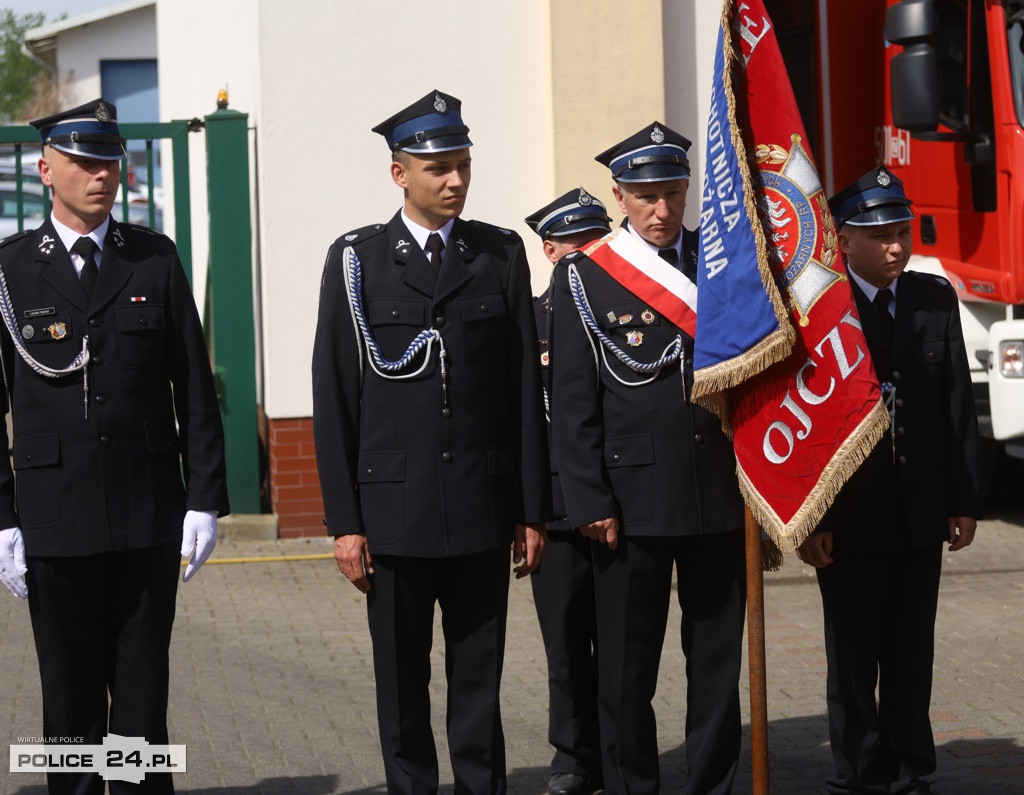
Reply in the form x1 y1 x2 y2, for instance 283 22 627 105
745 505 770 794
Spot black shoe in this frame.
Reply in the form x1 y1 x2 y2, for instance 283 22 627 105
548 772 589 795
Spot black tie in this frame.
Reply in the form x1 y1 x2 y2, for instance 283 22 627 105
72 236 100 299
873 288 895 341
426 233 444 275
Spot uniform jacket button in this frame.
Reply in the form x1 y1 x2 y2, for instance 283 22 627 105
442 452 452 463
612 453 620 462
96 395 106 405
365 468 373 477
435 316 446 327
480 304 488 313
391 309 400 318
892 370 901 380
694 433 704 444
100 436 111 447
896 426 905 435
89 319 100 328
92 355 103 366
895 397 904 407
442 408 452 418
898 454 907 464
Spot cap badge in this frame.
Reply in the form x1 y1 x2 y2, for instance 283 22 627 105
876 169 892 187
46 322 67 340
626 330 644 347
95 101 113 122
578 189 593 206
433 93 447 113
641 309 655 325
650 124 665 144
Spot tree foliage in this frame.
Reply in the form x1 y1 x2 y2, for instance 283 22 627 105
0 9 48 124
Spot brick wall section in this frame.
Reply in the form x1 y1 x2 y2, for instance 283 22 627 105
268 417 326 538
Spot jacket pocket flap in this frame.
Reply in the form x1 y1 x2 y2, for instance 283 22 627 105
357 451 406 483
115 305 165 331
913 339 946 365
13 433 60 469
368 300 425 326
487 447 517 476
459 293 506 322
604 434 654 468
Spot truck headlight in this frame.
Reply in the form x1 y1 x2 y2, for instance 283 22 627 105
1000 341 1024 378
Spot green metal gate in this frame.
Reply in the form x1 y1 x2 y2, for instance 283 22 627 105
0 107 261 515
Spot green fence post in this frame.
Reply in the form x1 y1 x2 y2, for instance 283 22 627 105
204 105 261 514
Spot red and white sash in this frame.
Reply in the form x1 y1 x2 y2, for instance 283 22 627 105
583 227 697 337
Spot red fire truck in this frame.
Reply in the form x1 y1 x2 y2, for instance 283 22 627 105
768 0 1024 462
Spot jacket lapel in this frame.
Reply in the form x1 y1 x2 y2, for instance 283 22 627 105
432 218 473 306
390 214 436 298
38 220 90 313
891 272 921 359
89 221 132 314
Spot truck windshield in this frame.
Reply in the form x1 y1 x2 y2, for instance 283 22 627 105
1010 4 1024 127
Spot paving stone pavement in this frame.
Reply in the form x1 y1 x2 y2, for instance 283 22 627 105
2 494 1022 794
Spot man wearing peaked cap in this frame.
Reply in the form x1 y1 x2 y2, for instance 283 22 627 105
525 187 611 795
548 122 746 794
313 90 550 794
798 165 982 794
0 99 228 793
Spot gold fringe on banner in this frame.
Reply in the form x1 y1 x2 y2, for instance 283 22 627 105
738 399 891 554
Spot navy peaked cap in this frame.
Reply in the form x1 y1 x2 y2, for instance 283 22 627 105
30 98 126 161
525 187 612 240
595 122 691 183
829 166 915 228
372 89 472 154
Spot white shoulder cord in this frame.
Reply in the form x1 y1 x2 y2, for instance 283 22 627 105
567 262 682 388
342 245 450 409
0 262 91 418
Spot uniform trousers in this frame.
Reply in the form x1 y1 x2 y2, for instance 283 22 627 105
816 543 943 794
367 548 510 795
591 530 745 795
530 528 601 781
26 542 181 795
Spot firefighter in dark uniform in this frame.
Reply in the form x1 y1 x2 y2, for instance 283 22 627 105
312 89 550 795
798 167 982 795
548 123 746 795
524 187 611 795
0 99 229 794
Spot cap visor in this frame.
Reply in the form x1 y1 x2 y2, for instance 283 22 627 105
844 205 916 227
50 141 125 161
400 134 473 154
615 164 690 183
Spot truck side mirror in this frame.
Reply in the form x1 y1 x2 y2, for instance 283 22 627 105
886 0 939 131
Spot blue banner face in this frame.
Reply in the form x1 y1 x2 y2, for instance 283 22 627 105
694 30 781 372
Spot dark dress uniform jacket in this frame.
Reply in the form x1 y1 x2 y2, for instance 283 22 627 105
549 228 743 537
818 269 983 549
313 212 550 557
0 219 229 557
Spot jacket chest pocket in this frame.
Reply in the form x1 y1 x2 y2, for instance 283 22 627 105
115 305 166 367
459 293 507 359
367 299 428 361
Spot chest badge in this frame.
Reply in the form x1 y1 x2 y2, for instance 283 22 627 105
641 309 655 325
617 313 633 325
46 322 68 340
540 351 550 367
625 330 644 347
21 324 34 340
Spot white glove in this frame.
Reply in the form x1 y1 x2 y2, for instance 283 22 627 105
180 510 218 582
0 526 28 599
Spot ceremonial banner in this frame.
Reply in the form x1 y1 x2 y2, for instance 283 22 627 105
692 0 889 553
